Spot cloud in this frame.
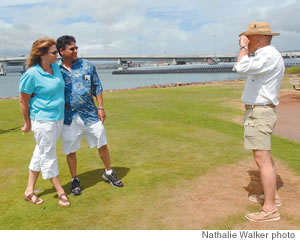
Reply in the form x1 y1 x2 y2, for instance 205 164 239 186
0 0 299 58
0 0 48 7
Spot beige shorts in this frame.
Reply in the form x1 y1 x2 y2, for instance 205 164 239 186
243 107 277 150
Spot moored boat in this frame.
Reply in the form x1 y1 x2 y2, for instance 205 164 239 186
0 63 6 76
112 58 300 75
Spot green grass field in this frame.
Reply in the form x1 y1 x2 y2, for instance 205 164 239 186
0 77 299 229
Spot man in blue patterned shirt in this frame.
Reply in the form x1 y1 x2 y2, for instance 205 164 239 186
57 35 124 195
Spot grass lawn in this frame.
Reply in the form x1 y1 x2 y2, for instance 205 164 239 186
0 77 299 229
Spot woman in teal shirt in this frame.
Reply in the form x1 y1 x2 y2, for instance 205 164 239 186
19 37 70 207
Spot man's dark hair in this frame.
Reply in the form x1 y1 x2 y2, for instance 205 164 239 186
56 35 76 56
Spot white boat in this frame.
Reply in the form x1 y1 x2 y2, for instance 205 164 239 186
0 63 6 76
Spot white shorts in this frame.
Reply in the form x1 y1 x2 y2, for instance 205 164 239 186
62 114 107 155
30 119 63 179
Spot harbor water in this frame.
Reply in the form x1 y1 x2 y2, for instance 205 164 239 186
0 69 247 98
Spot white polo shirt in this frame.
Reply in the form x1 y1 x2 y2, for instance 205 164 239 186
234 45 285 106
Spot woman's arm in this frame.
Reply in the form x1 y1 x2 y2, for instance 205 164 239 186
19 92 32 133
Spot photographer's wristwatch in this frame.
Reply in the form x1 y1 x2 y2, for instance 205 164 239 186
240 46 248 50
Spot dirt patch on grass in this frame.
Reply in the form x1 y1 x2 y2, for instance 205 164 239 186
159 159 300 229
156 91 300 229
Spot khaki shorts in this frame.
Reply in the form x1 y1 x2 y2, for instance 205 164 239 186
243 107 277 150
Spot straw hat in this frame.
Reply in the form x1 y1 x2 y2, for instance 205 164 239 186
239 22 280 36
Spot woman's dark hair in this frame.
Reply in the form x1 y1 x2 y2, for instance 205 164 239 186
56 35 76 56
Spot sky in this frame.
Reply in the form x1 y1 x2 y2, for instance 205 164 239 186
0 0 299 58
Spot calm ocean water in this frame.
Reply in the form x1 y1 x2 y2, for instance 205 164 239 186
0 69 246 98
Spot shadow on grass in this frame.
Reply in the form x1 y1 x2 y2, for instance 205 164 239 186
244 170 284 197
38 167 130 197
0 126 22 135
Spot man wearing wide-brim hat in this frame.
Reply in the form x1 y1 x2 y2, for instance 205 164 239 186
234 22 285 222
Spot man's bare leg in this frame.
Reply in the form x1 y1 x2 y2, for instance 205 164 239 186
253 150 277 212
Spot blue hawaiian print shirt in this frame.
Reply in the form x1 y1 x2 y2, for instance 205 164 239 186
59 58 103 125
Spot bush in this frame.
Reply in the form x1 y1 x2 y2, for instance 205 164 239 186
286 66 300 74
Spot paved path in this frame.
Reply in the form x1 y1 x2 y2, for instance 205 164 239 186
274 92 300 141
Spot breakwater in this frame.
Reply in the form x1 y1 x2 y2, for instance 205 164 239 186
103 78 245 92
0 70 247 98
0 78 245 100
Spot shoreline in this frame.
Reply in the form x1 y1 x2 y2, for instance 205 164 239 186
103 78 245 93
0 78 246 100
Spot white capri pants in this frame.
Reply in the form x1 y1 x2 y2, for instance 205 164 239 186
62 114 107 155
29 120 63 179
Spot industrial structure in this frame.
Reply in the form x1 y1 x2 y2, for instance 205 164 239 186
0 51 299 74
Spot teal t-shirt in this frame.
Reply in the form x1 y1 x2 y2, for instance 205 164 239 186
19 63 65 121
